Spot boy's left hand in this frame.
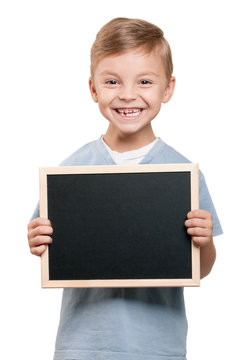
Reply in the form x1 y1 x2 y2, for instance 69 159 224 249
185 209 213 247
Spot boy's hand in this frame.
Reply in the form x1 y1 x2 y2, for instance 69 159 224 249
185 209 213 247
27 217 53 256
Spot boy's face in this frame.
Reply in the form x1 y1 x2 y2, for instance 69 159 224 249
89 47 175 138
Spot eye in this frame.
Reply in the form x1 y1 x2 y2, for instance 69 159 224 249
140 80 152 85
105 80 118 85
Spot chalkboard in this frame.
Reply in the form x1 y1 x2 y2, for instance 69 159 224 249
40 164 199 288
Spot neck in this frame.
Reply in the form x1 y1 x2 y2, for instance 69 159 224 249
103 124 156 152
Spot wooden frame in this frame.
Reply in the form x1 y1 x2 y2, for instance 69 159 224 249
40 163 200 288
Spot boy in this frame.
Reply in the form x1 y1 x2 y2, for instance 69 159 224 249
28 18 222 360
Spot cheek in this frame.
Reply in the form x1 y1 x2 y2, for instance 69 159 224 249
144 91 162 108
97 97 112 118
97 92 114 109
155 89 167 106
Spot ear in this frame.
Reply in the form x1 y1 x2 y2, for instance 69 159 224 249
162 76 176 104
89 77 98 103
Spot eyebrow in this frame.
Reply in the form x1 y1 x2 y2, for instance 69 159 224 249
99 71 120 77
99 71 159 77
137 72 159 77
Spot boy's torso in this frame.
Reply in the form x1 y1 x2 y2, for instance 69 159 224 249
33 137 222 360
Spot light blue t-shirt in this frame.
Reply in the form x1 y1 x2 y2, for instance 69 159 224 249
32 137 222 360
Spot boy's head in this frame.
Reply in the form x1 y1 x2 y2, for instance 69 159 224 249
89 18 175 147
90 17 173 83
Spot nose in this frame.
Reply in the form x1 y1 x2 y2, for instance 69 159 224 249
118 84 137 101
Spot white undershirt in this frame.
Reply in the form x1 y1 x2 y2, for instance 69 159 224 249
101 136 158 165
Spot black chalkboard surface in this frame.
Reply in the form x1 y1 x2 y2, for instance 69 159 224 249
40 164 199 287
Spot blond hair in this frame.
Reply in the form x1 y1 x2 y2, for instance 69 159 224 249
90 17 173 81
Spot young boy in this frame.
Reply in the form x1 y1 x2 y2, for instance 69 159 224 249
28 18 222 360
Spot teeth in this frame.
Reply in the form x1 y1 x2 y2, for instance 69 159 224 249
117 109 142 115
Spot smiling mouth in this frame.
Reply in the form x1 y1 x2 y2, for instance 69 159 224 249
114 108 143 118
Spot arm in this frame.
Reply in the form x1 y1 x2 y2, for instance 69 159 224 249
185 209 216 279
27 217 53 256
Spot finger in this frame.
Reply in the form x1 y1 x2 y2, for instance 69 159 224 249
28 225 53 240
30 235 53 248
187 209 212 220
191 236 211 247
28 217 51 231
185 218 212 230
187 227 211 237
30 244 47 256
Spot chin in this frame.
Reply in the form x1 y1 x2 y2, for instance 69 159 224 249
118 125 149 137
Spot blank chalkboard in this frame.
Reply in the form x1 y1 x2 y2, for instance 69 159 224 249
40 164 199 287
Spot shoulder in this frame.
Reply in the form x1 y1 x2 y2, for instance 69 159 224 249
60 139 102 166
155 139 191 164
153 139 204 181
157 140 222 235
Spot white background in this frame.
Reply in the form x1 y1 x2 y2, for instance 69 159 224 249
0 1 238 359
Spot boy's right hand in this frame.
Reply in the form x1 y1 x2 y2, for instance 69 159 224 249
27 217 53 256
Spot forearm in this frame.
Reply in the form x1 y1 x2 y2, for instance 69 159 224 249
200 238 216 279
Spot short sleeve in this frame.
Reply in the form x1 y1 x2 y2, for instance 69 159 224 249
199 171 223 237
30 203 40 221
